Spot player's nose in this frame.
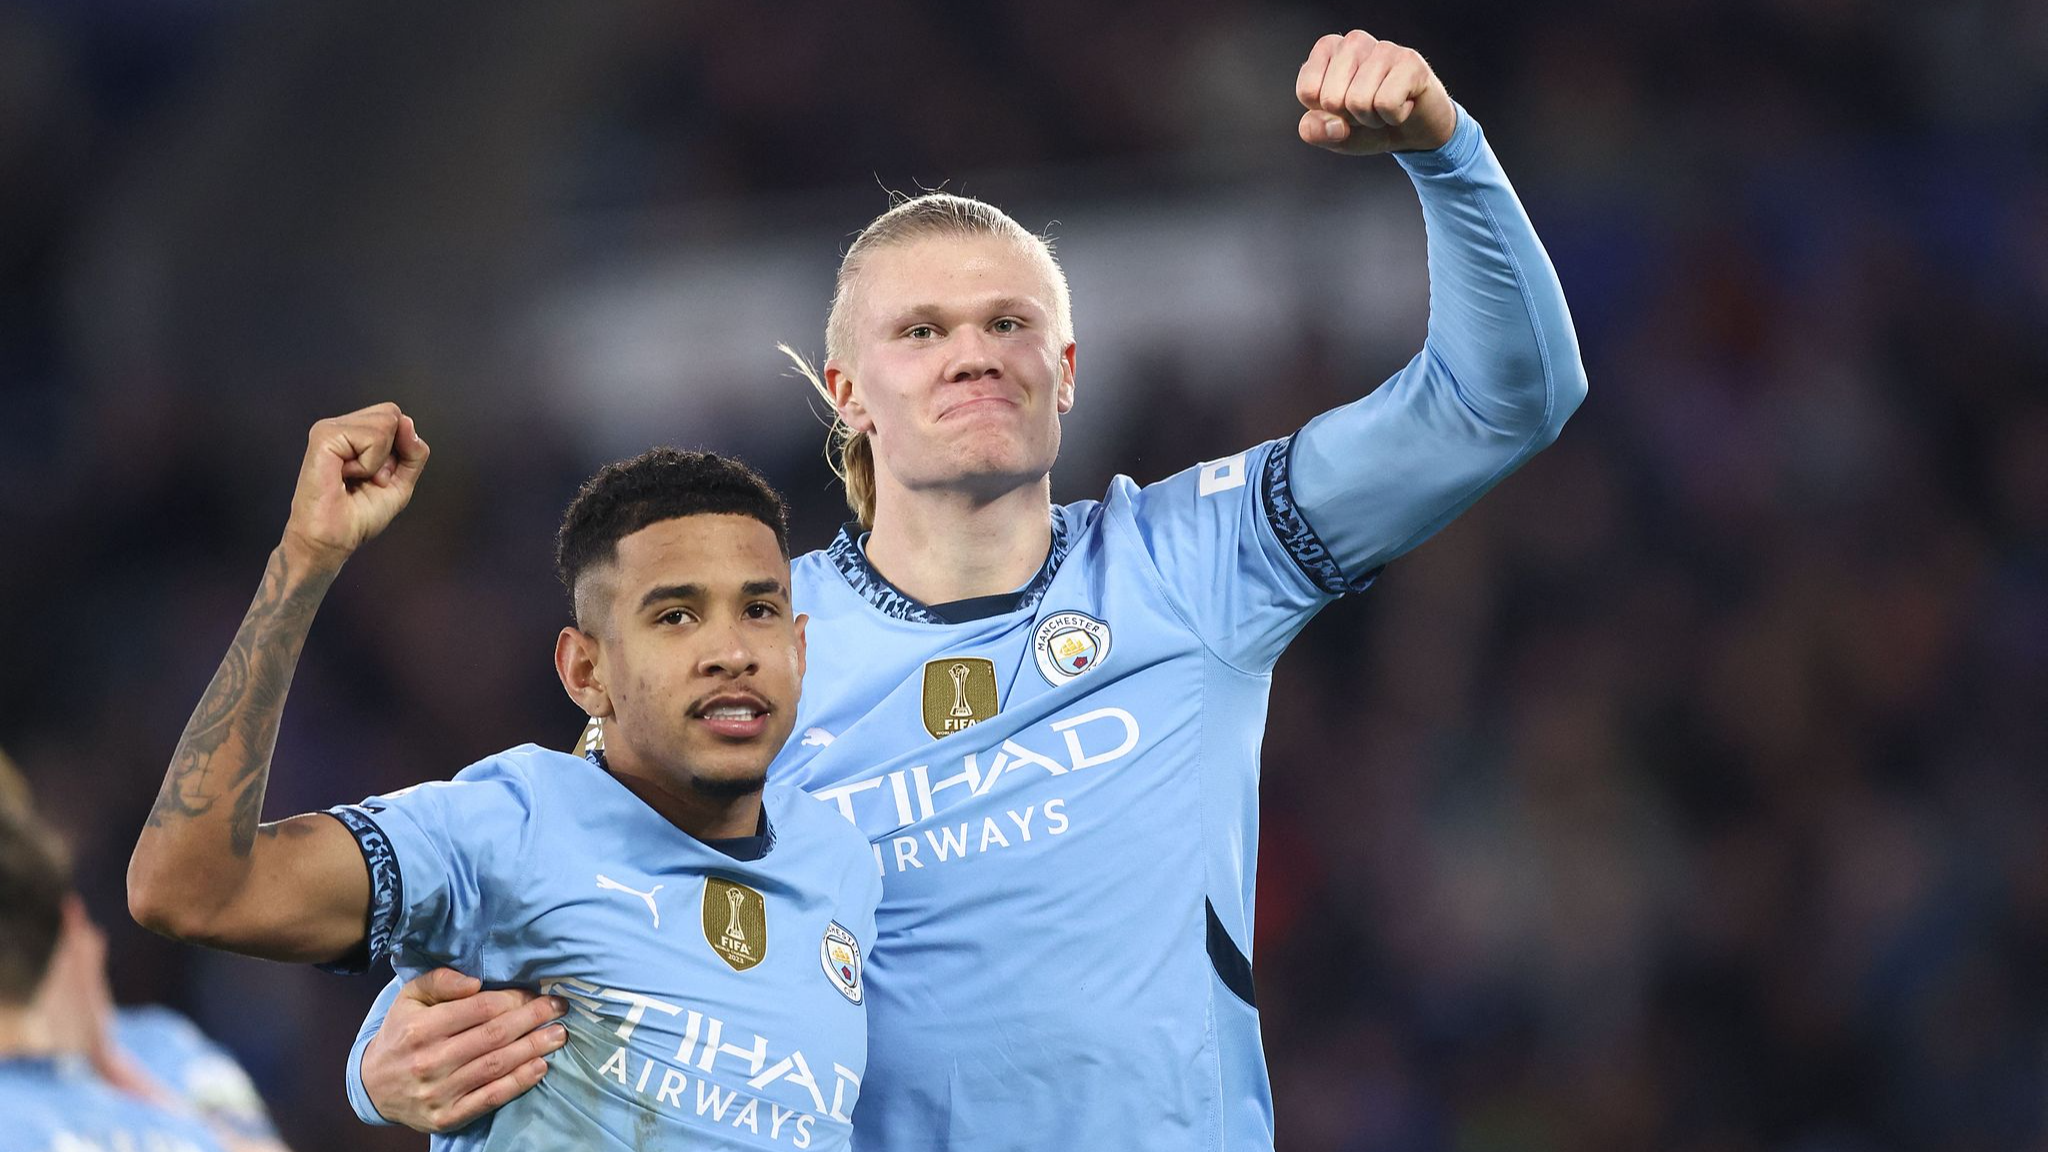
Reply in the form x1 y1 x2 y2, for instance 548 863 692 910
697 618 760 678
944 328 1001 382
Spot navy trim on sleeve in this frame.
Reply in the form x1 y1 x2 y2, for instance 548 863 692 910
1206 899 1257 1008
1260 434 1381 596
319 807 403 975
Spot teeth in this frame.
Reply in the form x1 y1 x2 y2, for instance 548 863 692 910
703 706 760 720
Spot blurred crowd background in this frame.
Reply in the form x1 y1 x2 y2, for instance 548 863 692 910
3 0 2045 1149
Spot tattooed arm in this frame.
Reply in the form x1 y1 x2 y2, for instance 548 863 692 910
128 403 430 964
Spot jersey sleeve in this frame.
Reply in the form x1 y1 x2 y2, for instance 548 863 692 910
1125 437 1339 673
343 977 404 1126
1287 104 1587 576
321 755 540 974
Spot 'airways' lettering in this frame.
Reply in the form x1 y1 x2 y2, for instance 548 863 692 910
873 799 1071 875
813 707 1140 829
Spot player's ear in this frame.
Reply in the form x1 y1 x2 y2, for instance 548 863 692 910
1055 341 1077 414
555 626 614 719
824 359 874 434
793 612 808 682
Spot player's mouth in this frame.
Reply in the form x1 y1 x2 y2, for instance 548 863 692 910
937 394 1016 421
691 693 772 740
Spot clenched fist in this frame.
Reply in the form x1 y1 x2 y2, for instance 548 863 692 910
1295 31 1456 156
283 402 430 569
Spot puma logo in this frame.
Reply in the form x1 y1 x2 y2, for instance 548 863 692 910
595 874 663 928
801 728 836 747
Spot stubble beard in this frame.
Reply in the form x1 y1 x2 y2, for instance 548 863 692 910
687 768 769 801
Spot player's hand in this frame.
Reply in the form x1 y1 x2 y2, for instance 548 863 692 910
1294 31 1455 156
361 968 568 1133
282 403 430 570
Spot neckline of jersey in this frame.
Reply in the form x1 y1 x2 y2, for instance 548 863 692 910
824 510 1075 626
579 748 776 861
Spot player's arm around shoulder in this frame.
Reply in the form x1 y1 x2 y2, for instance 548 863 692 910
128 404 429 965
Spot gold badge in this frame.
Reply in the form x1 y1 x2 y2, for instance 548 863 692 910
921 658 999 739
701 877 767 971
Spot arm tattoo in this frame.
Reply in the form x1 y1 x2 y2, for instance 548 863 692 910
147 547 337 857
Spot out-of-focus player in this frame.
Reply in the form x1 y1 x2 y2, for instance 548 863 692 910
349 27 1586 1149
128 408 879 1149
1 749 289 1151
1 803 232 1151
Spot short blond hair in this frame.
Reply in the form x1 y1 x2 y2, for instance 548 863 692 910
782 192 1072 529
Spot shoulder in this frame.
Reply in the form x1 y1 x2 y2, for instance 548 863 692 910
347 745 580 841
113 1003 204 1047
0 1061 221 1149
394 744 575 799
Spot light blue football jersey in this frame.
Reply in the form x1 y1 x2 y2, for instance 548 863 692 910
328 745 880 1151
115 1005 282 1144
347 106 1584 1150
0 1055 227 1152
784 107 1581 1152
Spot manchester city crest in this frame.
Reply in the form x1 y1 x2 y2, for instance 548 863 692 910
820 921 863 1004
1033 611 1112 685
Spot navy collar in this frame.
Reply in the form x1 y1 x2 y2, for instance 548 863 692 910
825 512 1074 625
582 748 774 860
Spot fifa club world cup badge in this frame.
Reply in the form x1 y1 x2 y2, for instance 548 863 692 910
921 657 999 739
820 921 864 1004
702 877 767 971
1033 611 1112 686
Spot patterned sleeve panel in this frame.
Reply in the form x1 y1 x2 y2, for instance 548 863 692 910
317 806 404 975
1260 433 1382 596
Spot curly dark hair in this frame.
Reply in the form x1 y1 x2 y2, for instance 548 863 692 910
0 803 69 1005
555 448 791 627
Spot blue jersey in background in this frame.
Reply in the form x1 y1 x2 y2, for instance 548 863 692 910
115 1004 283 1145
0 1055 226 1152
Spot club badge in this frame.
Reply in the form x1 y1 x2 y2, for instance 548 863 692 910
921 657 999 739
820 921 864 1004
702 877 767 971
1033 611 1112 685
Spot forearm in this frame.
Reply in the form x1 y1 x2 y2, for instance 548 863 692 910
1291 107 1588 573
128 541 339 940
1403 106 1583 431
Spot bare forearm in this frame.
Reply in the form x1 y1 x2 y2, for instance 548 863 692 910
129 541 339 934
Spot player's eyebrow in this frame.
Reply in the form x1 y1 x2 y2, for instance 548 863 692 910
638 583 702 610
640 579 787 610
887 296 1042 327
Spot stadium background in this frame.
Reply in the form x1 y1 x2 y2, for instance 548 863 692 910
2 1 2044 1148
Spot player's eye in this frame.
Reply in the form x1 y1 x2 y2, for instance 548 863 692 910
905 324 938 340
991 317 1021 334
657 608 693 626
745 601 781 619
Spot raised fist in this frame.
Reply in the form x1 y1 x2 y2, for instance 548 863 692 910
283 402 430 568
1295 31 1456 156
